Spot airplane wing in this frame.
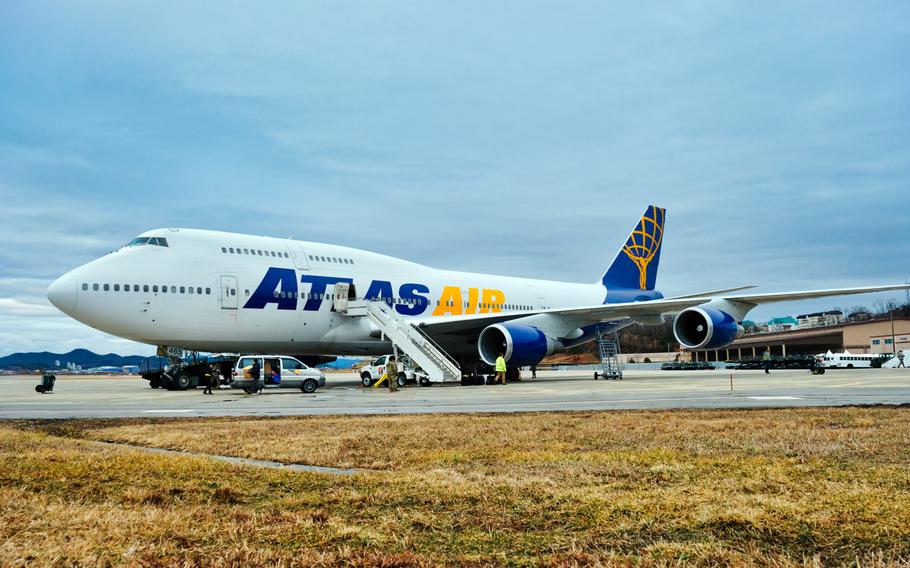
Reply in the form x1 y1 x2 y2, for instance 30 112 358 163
417 283 910 336
416 296 712 336
721 284 910 306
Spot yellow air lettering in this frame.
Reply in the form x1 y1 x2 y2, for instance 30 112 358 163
466 288 479 314
432 286 464 316
480 289 505 313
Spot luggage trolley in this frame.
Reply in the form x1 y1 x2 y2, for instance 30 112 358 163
593 326 623 380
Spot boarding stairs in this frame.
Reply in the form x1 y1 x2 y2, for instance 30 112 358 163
594 326 623 380
356 299 461 383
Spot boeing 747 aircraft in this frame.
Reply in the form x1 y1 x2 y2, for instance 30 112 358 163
47 206 909 381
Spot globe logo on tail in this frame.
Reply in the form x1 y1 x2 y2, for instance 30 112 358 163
621 207 665 289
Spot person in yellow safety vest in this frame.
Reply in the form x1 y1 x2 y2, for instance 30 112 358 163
386 355 399 392
495 353 507 384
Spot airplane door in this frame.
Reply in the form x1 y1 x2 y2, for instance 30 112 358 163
334 282 350 313
288 242 310 270
536 296 548 310
220 275 238 309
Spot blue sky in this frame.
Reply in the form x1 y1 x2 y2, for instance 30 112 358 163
1 1 908 356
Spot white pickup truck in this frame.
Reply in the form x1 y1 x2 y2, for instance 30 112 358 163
359 354 430 387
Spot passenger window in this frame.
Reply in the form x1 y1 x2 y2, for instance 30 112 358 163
114 284 120 291
257 250 262 256
196 287 202 294
153 285 159 293
161 285 167 294
143 285 149 292
308 255 314 260
180 286 185 293
82 283 88 291
103 284 110 291
222 247 227 253
206 287 211 295
189 287 194 294
93 283 99 291
231 289 236 296
170 286 176 293
229 248 234 253
124 285 130 292
243 249 249 254
134 284 139 292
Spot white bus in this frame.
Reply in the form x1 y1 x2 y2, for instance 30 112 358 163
818 350 885 369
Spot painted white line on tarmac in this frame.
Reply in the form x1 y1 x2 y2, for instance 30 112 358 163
142 409 197 413
747 396 803 400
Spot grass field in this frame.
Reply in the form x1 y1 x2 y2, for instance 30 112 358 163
2 407 910 566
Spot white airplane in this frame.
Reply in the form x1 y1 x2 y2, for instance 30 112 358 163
47 206 909 378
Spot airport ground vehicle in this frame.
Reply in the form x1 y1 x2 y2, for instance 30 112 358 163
660 361 716 371
35 373 56 393
360 354 430 387
232 355 326 393
817 351 889 369
140 353 236 390
727 354 826 374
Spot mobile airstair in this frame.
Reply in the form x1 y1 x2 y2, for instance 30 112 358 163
344 297 461 383
593 326 623 380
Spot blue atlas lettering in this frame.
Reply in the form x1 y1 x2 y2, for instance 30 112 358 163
244 268 298 310
396 283 430 315
365 280 394 305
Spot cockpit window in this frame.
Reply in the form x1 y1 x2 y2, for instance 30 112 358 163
126 237 169 248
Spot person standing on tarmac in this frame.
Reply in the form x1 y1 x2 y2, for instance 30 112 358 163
386 355 399 392
202 370 214 395
762 349 772 374
250 359 262 394
898 350 906 368
495 353 507 384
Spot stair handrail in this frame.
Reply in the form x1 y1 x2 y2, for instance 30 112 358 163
411 323 460 372
365 299 460 376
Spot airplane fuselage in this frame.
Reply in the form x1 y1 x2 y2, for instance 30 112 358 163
50 228 632 360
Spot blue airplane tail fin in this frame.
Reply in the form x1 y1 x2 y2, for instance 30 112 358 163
601 205 666 291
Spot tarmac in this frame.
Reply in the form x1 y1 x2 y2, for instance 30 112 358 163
1 368 908 419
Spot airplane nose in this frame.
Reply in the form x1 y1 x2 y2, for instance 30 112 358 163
47 273 78 315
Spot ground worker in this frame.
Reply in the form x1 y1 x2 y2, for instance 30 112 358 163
530 364 537 380
762 349 771 374
202 370 214 395
495 353 507 384
386 355 399 392
899 350 906 368
250 359 261 394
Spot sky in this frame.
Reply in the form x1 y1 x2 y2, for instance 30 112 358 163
1 1 908 356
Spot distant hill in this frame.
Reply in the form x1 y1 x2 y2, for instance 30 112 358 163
0 349 147 371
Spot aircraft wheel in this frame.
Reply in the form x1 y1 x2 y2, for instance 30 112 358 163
150 377 161 389
35 385 45 393
360 373 373 387
301 379 319 394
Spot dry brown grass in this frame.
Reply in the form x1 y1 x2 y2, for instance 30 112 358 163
2 408 910 566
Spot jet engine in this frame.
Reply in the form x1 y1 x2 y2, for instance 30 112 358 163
673 307 744 350
478 323 557 367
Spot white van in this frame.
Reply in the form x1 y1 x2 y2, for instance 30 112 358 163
232 355 326 393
